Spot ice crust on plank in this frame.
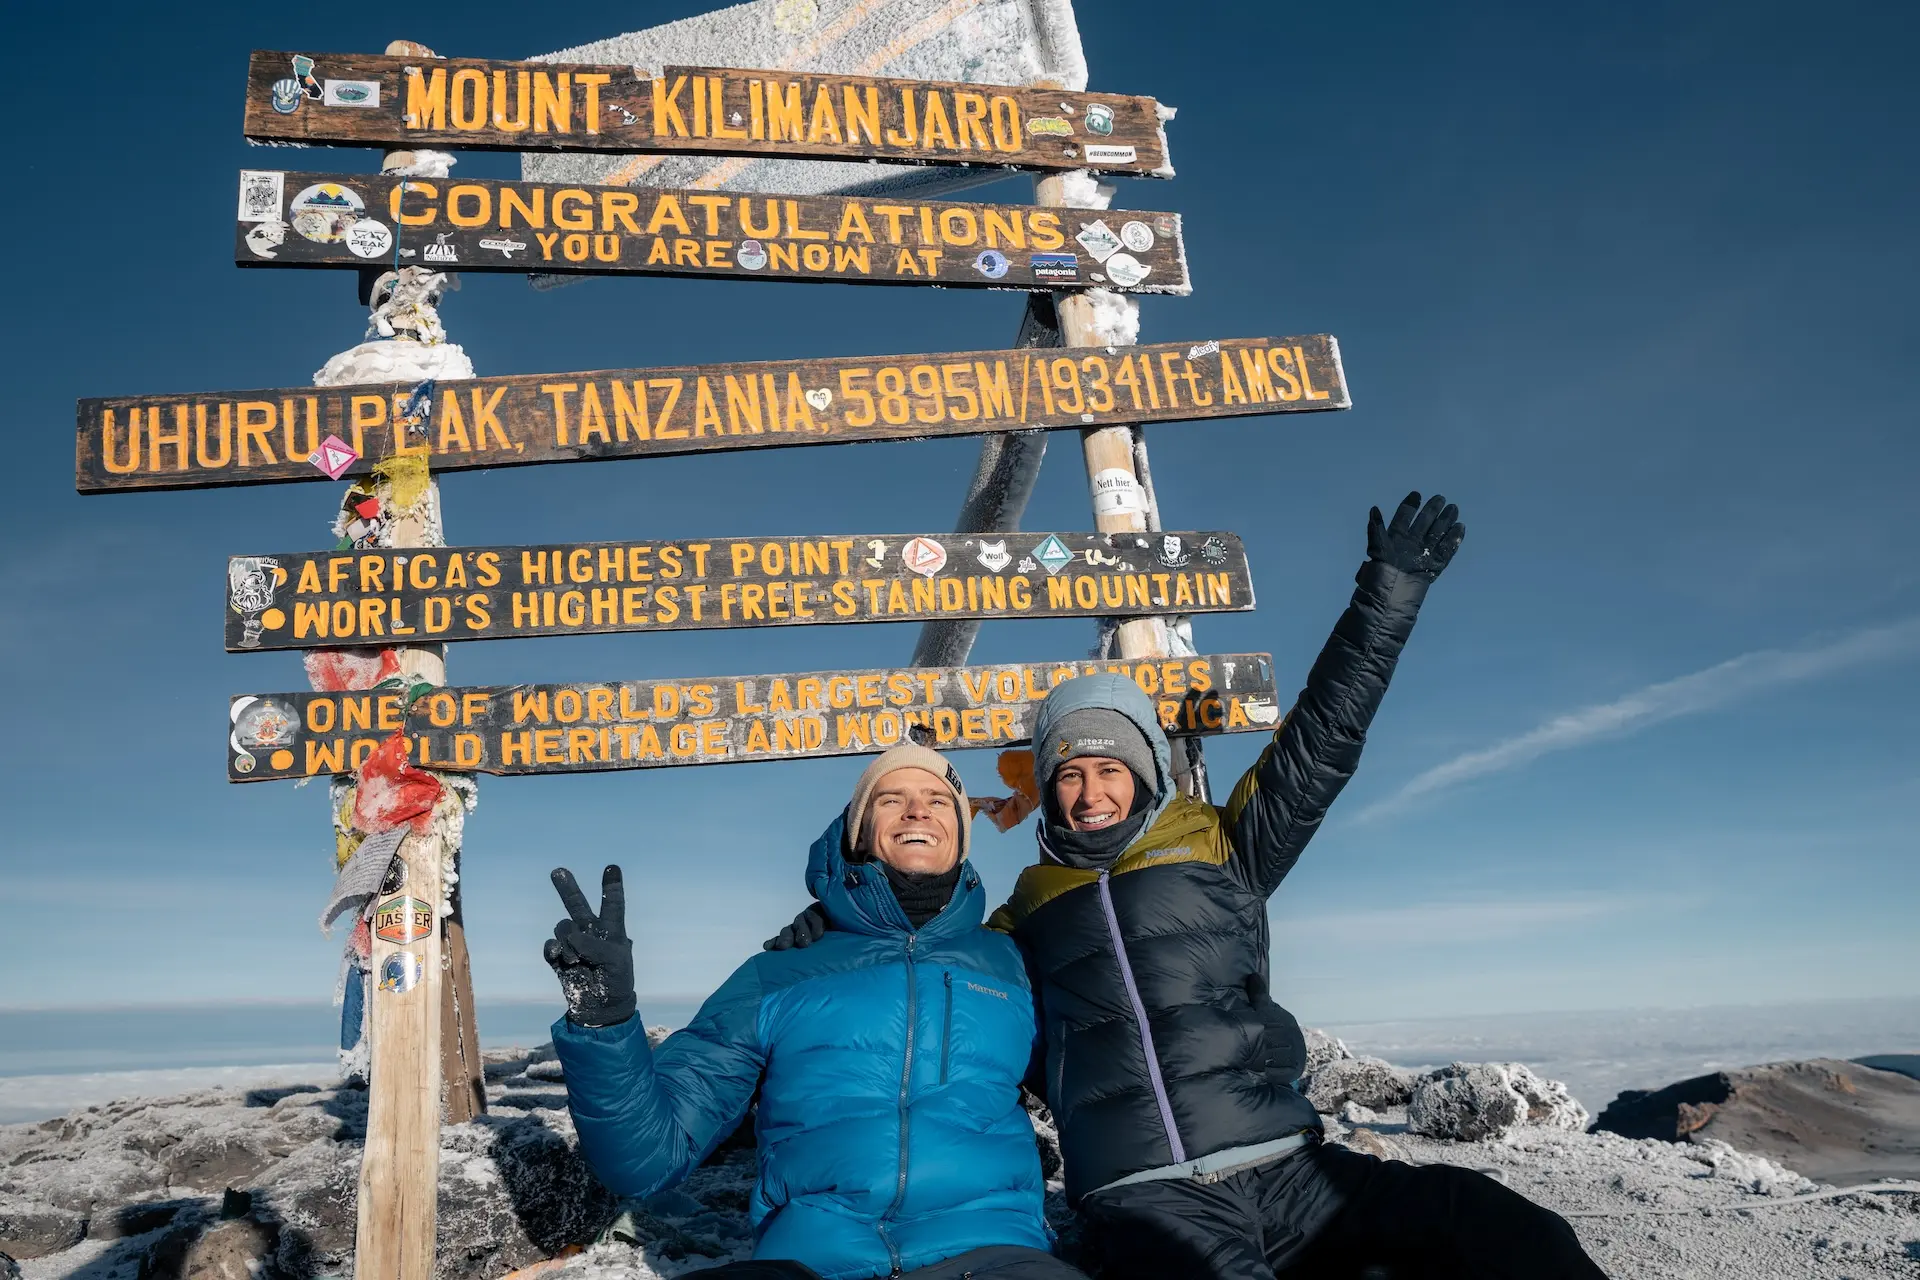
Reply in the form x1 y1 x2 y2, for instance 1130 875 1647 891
522 0 1088 198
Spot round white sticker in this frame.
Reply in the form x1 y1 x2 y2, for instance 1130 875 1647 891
1104 252 1151 288
1120 220 1155 252
344 219 394 259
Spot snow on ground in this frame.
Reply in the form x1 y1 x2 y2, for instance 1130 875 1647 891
1321 1109 1920 1280
2 1038 1916 1279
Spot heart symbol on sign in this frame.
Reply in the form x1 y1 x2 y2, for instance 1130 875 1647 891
805 388 832 411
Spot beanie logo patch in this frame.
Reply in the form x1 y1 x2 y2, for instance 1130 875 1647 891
1071 738 1118 754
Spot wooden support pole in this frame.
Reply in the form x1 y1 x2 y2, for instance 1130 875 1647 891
340 38 481 1280
1035 167 1204 796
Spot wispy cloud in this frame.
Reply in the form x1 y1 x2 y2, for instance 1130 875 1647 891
1356 617 1920 822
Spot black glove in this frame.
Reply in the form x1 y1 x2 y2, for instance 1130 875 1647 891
1367 492 1465 582
544 865 637 1028
763 903 828 951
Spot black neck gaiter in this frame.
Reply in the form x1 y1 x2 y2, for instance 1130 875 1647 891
880 862 964 928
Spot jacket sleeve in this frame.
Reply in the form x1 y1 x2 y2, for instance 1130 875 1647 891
552 960 766 1199
1223 558 1433 898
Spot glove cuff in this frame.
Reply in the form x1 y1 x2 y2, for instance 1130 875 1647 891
567 999 638 1030
1357 556 1434 602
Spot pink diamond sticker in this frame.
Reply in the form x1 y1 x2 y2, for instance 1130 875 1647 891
308 434 360 480
902 537 947 577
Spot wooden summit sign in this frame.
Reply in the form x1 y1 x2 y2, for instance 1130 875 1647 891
243 51 1172 178
227 652 1280 781
77 336 1346 493
234 171 1189 291
223 530 1254 652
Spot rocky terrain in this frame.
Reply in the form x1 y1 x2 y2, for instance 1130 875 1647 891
1593 1058 1920 1185
2 1030 1916 1280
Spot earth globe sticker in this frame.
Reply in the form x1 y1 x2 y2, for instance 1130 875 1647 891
973 249 1009 279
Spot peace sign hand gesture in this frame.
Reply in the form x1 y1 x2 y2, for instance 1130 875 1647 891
544 865 637 1028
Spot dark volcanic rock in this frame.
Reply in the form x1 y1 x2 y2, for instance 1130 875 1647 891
1593 1072 1736 1140
1594 1058 1920 1183
1854 1053 1920 1082
0 1202 86 1258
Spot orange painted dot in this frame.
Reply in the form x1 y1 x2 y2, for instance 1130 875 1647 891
261 608 286 629
270 749 295 770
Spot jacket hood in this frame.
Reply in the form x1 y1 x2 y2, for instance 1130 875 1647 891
1031 674 1176 835
805 811 984 939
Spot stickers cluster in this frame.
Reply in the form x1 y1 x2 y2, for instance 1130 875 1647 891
1022 98 1139 167
239 172 393 263
269 54 380 115
856 532 1227 579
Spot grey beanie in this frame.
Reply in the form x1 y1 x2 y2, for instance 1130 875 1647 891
1036 707 1157 793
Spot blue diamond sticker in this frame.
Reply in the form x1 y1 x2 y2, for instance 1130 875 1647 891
1034 535 1074 576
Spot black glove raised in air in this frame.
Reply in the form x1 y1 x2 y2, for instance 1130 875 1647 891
1367 491 1466 582
763 903 828 952
544 865 637 1028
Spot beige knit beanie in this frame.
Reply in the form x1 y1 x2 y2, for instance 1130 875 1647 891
846 744 971 861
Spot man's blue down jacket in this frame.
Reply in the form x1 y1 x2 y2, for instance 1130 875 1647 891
552 815 1049 1280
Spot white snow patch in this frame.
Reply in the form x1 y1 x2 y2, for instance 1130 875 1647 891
313 339 473 389
1054 171 1115 211
1078 290 1140 348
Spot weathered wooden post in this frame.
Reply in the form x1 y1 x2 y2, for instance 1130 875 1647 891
1037 165 1203 792
320 39 480 1280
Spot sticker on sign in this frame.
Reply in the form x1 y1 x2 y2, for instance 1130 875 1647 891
307 434 359 479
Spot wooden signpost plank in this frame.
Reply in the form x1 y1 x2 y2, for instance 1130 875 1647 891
242 51 1172 178
222 530 1254 652
78 335 1347 493
226 652 1281 782
234 171 1190 291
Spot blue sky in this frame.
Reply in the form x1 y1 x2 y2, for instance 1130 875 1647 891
1 0 1915 1026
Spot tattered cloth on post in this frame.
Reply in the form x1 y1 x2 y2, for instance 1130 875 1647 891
306 647 404 693
319 826 408 935
353 731 444 834
972 749 1041 832
373 452 432 515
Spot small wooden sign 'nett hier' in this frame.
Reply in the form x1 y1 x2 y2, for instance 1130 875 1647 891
242 52 1173 177
233 171 1190 290
77 336 1346 493
222 531 1255 652
226 652 1281 781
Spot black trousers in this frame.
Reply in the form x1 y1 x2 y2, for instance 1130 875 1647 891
1078 1143 1607 1280
694 1244 1087 1280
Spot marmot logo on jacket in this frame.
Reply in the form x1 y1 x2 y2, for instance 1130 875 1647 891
965 981 1010 1000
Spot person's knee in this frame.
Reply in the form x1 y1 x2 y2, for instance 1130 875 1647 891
1421 1164 1585 1246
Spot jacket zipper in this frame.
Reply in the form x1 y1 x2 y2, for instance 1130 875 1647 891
877 932 917 1275
1097 870 1187 1164
940 971 954 1085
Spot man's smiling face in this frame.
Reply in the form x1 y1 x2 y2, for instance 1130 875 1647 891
861 767 961 872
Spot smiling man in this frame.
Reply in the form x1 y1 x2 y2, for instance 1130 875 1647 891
544 744 1083 1280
